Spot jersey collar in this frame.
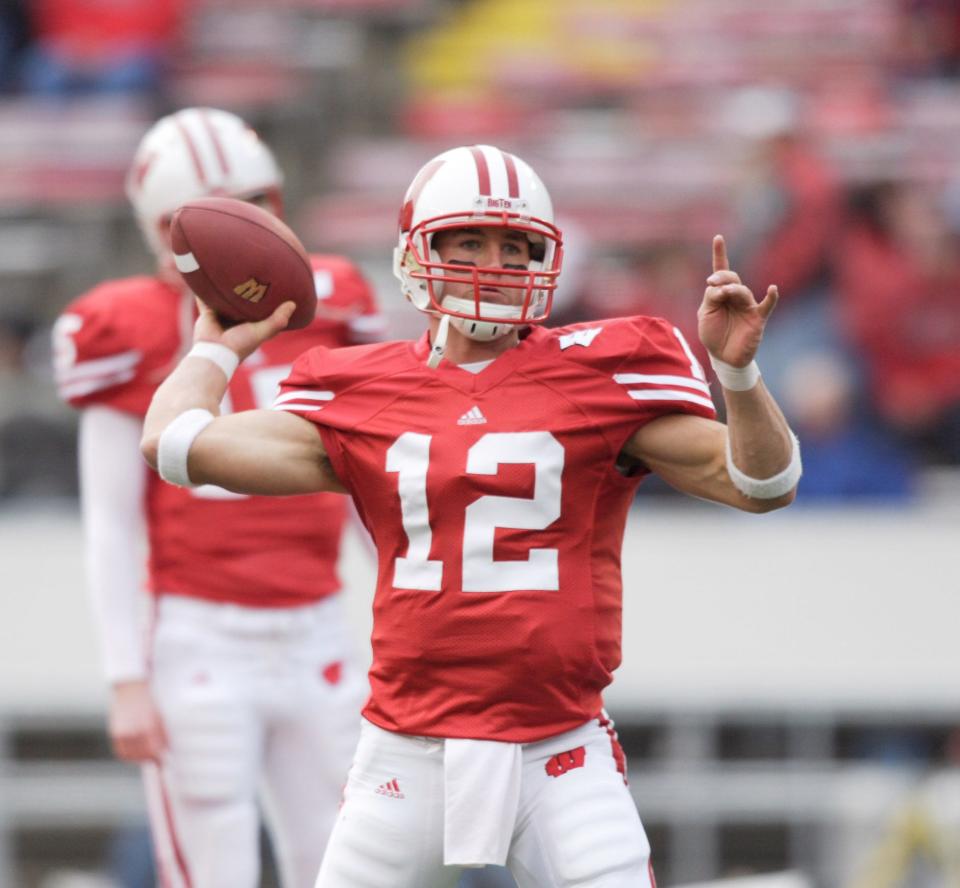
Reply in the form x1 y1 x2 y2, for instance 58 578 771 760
410 328 547 395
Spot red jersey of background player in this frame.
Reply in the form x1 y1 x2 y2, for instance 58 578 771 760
275 315 716 742
55 255 379 608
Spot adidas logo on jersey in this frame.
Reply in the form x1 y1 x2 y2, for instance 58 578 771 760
375 778 405 799
457 406 487 425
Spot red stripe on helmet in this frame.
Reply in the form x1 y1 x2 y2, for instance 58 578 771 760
174 116 207 188
470 146 491 195
399 158 444 232
502 151 520 198
199 109 230 177
132 150 156 189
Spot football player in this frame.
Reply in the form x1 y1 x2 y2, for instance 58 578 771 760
52 108 379 888
139 144 801 888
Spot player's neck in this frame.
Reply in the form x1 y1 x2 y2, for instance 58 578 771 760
429 320 519 366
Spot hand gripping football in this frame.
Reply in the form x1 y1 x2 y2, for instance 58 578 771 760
170 197 317 330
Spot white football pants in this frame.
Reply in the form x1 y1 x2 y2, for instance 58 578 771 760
316 717 655 888
143 594 366 888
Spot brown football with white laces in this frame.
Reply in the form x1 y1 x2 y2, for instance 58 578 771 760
170 196 316 330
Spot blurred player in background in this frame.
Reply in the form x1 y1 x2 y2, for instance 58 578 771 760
51 107 379 888
140 144 801 888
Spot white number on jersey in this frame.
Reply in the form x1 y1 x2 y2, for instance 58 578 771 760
386 431 564 593
51 314 84 372
385 433 444 590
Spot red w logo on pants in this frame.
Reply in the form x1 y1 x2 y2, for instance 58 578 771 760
544 746 586 778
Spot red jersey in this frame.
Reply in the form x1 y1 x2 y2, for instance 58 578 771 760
55 255 379 608
276 316 716 741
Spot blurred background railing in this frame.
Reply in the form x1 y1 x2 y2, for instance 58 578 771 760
1 0 959 886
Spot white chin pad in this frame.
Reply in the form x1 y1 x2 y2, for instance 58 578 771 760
440 296 520 342
440 295 523 321
450 316 510 342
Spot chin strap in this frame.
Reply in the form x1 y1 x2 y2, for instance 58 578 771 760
427 314 450 368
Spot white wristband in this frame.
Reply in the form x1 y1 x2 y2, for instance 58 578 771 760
726 432 802 499
710 355 760 391
157 408 215 487
188 342 240 381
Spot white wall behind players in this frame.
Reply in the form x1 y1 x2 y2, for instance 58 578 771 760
1 499 957 716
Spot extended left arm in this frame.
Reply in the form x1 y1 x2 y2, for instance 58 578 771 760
623 235 800 512
624 388 796 513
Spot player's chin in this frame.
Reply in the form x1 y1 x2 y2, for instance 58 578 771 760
441 284 524 310
478 286 525 306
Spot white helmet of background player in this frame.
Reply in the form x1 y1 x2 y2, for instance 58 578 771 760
126 107 283 258
394 145 563 342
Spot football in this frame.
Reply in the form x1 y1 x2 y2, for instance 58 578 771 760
170 196 317 330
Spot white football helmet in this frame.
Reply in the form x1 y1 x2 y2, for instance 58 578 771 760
126 107 283 258
394 145 563 342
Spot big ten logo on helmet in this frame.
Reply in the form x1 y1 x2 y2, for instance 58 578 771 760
473 196 529 212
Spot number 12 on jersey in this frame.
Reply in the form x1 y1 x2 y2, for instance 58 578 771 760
385 431 565 593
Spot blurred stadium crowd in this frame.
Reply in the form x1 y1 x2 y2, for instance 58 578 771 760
0 0 959 505
1 3 960 887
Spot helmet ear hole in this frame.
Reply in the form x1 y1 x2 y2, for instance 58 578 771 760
394 246 432 310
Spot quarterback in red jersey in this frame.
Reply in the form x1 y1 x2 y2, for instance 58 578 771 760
141 144 800 888
53 108 378 888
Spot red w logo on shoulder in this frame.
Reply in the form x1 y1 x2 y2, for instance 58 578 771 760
545 746 586 778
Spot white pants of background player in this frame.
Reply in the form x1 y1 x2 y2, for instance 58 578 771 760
316 717 655 888
143 594 366 888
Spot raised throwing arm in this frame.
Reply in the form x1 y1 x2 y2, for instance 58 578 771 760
141 301 344 496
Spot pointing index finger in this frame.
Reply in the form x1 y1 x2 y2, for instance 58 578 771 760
712 234 729 273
